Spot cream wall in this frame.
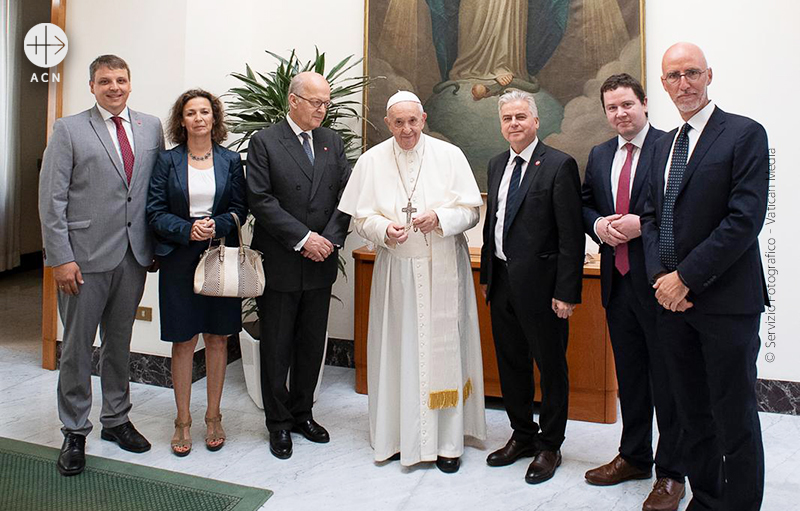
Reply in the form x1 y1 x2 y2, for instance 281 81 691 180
59 1 798 381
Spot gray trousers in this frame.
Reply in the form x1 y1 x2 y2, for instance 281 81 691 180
57 248 147 436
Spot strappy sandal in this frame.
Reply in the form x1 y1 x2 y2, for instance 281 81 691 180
171 419 192 457
205 414 226 452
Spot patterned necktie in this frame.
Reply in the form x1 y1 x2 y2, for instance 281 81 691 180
503 156 524 239
300 132 314 164
614 143 635 275
659 123 691 271
111 116 135 184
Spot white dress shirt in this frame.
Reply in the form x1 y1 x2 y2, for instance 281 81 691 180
97 104 135 162
286 114 312 250
664 101 716 190
494 138 538 260
592 123 650 238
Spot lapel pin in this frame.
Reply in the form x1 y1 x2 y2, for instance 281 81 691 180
323 147 328 151
534 160 541 166
136 120 142 126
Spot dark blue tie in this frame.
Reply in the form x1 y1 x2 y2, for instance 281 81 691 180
300 132 314 164
503 156 524 238
659 123 691 271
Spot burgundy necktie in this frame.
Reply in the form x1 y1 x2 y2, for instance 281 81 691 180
614 143 635 275
111 116 135 184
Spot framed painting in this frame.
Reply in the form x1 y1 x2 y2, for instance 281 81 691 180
363 0 646 190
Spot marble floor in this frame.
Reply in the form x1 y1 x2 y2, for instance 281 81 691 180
1 268 799 510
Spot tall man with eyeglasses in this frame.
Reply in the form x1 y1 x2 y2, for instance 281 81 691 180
246 71 352 460
640 42 770 510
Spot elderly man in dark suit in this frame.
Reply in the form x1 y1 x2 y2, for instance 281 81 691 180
480 89 584 484
641 42 770 511
39 54 164 476
246 71 351 460
582 73 685 511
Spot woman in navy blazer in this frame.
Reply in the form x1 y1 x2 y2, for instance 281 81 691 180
147 89 247 457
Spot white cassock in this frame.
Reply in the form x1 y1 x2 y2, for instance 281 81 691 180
338 134 486 465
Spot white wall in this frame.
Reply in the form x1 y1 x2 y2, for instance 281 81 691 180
60 1 799 382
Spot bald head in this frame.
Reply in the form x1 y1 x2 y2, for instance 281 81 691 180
288 72 331 131
661 42 713 121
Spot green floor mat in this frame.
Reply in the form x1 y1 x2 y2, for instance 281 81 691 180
0 437 272 511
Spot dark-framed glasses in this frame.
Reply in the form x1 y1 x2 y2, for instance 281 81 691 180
662 68 708 84
294 93 332 110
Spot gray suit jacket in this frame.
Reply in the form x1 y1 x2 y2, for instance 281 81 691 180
39 105 164 272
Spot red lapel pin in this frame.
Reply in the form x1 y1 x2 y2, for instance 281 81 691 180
136 120 142 126
323 147 328 151
534 160 541 166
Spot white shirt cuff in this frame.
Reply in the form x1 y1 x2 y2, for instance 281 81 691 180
294 231 311 251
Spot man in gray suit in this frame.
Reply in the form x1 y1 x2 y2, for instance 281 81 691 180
39 55 164 476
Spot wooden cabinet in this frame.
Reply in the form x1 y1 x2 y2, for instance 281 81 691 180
352 246 618 424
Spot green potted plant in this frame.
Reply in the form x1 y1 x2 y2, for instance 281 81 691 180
226 49 374 407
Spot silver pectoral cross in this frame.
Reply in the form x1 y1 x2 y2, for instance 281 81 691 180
402 201 417 231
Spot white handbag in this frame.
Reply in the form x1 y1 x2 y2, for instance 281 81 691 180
193 213 265 298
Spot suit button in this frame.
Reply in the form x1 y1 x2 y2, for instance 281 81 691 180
127 222 132 227
127 197 132 202
296 185 301 191
328 184 333 190
324 209 330 215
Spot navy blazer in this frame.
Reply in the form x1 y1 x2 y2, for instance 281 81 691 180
581 126 666 307
480 141 584 312
640 106 770 314
146 143 248 257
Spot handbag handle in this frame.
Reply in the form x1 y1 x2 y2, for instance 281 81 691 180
231 212 248 263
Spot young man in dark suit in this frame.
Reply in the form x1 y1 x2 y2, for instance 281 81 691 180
641 42 770 511
246 72 351 460
582 73 685 511
480 89 584 484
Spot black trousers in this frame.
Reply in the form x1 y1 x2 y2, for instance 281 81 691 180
258 285 332 432
489 259 569 451
606 269 683 481
658 309 763 511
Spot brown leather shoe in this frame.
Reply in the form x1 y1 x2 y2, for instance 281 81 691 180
525 450 562 484
642 477 685 511
585 454 652 486
486 437 539 467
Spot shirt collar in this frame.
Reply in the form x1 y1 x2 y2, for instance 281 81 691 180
97 104 130 123
617 123 650 150
509 137 538 163
685 101 715 135
286 113 311 139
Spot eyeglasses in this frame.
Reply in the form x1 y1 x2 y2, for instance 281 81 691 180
662 68 708 85
294 94 332 110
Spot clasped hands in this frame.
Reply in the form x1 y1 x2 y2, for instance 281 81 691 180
653 271 693 312
190 217 215 241
386 210 439 245
302 232 334 262
596 214 640 247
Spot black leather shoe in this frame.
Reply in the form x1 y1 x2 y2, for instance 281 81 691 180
269 430 293 459
57 433 86 476
525 449 562 484
436 456 461 474
486 437 539 467
100 421 151 453
292 419 330 443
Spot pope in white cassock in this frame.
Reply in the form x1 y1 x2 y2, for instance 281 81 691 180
338 91 486 473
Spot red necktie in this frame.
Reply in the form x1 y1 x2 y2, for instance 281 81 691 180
614 143 635 275
111 116 135 184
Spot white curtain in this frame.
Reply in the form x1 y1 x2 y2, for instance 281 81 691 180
0 0 22 271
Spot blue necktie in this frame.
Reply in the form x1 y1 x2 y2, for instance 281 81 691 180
300 132 314 164
659 123 691 271
503 156 524 239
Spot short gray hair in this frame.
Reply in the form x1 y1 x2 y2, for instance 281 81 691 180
497 89 538 118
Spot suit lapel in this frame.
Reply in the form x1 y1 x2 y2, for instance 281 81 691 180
172 145 190 210
309 129 330 200
89 106 127 185
653 131 674 214
504 142 545 233
487 152 509 236
128 109 145 190
598 139 617 212
629 128 659 206
211 144 227 215
677 107 725 197
277 120 313 182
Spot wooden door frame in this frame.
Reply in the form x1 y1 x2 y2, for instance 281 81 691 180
42 0 67 370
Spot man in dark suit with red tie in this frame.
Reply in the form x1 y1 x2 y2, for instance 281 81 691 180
641 42 770 511
480 89 584 485
582 73 685 511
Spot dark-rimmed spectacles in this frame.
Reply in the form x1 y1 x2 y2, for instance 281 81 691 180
294 94 332 110
662 69 708 85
